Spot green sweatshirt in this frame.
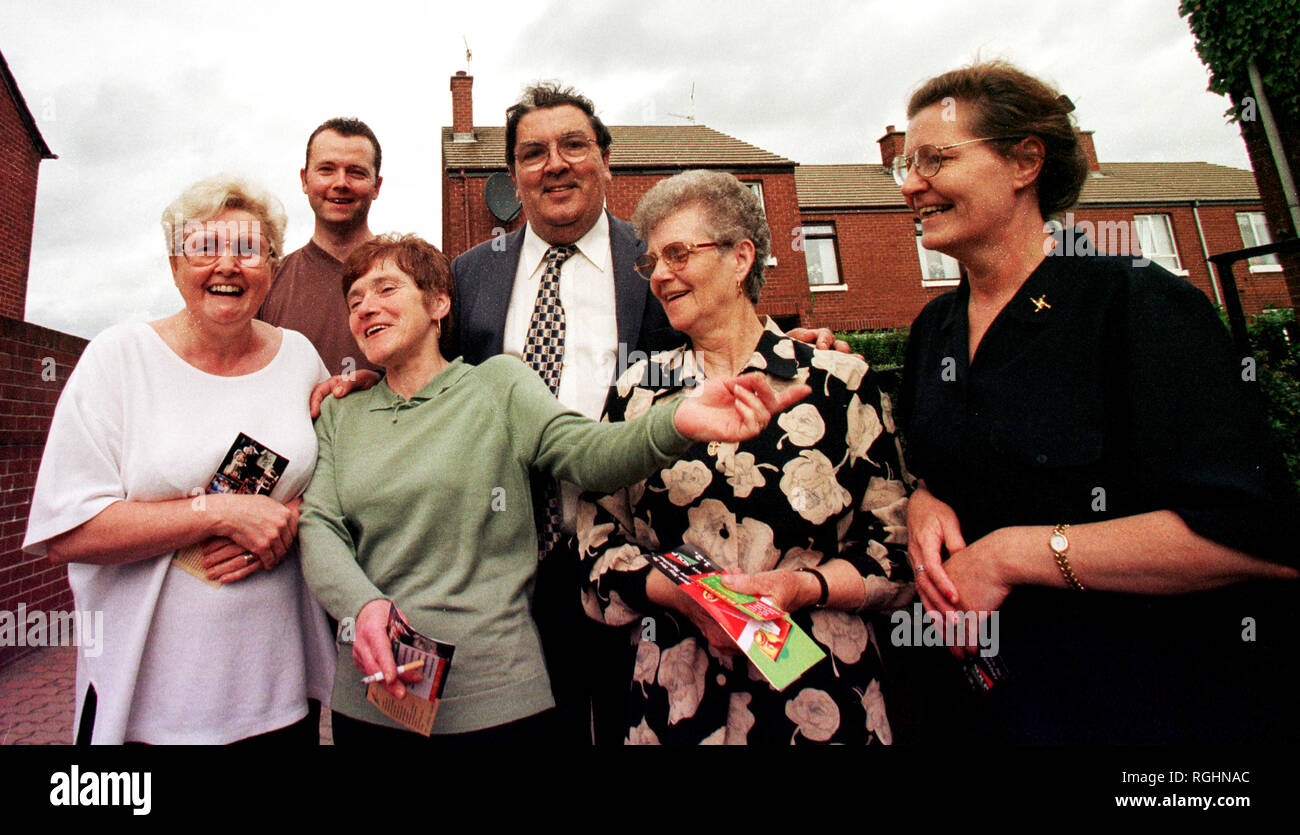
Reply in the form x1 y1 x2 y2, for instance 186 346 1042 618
299 355 689 734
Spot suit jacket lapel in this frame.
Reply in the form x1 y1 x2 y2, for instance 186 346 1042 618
473 227 524 360
609 211 649 353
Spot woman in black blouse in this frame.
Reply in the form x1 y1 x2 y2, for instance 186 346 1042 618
895 61 1297 742
577 170 912 744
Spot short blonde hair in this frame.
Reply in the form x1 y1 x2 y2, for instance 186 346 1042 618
160 175 287 269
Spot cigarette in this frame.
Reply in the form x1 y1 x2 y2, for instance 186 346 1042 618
361 658 425 684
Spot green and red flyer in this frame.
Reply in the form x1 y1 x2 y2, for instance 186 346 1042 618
649 545 825 691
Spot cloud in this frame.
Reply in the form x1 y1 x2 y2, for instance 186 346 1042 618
2 0 1255 339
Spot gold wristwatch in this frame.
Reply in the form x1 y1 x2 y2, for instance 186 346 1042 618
1050 523 1085 592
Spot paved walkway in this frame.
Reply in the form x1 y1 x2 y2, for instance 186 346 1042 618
0 646 75 745
0 646 333 744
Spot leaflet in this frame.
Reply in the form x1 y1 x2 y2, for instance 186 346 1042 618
648 544 825 691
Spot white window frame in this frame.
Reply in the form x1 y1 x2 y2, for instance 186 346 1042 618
743 182 778 267
1133 214 1187 275
800 224 844 290
916 238 961 286
1236 211 1281 272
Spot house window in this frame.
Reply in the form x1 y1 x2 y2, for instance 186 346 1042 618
744 182 777 267
1133 214 1183 273
1236 211 1280 269
916 238 961 285
801 224 842 286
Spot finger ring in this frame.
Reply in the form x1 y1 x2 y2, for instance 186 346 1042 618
244 554 256 566
915 564 926 573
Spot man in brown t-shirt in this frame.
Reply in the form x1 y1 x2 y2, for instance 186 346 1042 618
259 117 384 375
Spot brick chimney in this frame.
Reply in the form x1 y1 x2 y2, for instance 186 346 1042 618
878 125 906 168
451 71 474 142
1076 129 1101 174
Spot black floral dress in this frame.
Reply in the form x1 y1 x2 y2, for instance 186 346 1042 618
577 322 913 744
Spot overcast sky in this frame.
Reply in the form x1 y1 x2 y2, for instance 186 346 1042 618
1 0 1250 339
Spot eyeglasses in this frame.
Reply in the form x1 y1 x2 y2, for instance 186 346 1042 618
180 232 273 268
634 241 727 278
514 133 600 170
891 136 1023 186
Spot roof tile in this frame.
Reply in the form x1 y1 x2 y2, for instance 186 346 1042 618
442 124 796 170
795 161 1263 210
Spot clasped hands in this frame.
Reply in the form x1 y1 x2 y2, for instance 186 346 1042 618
200 495 302 583
907 485 1012 659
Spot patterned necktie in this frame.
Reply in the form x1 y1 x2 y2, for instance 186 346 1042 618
523 244 576 558
523 245 575 396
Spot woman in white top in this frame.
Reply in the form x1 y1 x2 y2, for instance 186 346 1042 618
22 175 334 744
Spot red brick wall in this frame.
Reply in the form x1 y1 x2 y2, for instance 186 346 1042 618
1059 204 1290 316
0 318 85 669
800 202 1291 333
442 168 525 258
0 82 42 321
800 209 955 331
1234 92 1300 308
450 73 474 136
443 168 813 325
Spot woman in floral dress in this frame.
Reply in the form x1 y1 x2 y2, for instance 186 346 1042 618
578 170 913 744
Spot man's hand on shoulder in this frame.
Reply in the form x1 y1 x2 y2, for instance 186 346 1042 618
787 326 854 355
309 370 383 418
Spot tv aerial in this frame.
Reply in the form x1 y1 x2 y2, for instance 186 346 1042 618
668 82 696 123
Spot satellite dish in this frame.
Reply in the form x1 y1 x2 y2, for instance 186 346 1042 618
485 172 522 223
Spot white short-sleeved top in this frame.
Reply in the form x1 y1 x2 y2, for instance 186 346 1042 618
23 322 336 744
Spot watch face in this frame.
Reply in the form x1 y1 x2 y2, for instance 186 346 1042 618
1050 533 1069 553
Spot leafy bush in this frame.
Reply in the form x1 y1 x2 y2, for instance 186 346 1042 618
836 328 909 370
1246 308 1300 494
837 329 906 409
838 328 908 405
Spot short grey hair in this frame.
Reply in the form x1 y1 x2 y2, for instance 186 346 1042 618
161 174 287 269
631 170 771 303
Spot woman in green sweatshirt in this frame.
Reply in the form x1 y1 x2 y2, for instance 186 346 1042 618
298 233 807 743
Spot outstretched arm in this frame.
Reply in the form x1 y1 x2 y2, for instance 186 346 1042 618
673 373 811 442
786 326 852 354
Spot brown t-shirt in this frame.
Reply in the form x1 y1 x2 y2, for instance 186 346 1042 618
259 239 380 376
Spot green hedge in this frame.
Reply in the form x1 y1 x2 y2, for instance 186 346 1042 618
1245 308 1300 493
835 328 909 370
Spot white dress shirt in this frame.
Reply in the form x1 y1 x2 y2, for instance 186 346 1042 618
504 213 621 529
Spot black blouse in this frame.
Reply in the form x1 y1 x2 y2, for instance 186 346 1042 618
896 252 1297 743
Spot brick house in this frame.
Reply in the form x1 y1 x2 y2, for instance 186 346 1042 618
797 127 1290 330
443 73 1290 333
0 49 79 669
443 72 816 330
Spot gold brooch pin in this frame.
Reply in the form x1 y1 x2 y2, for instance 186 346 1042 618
1031 295 1051 312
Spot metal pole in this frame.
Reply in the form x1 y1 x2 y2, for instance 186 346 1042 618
1248 60 1300 234
1191 200 1223 306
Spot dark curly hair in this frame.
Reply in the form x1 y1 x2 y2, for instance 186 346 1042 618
504 82 612 169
